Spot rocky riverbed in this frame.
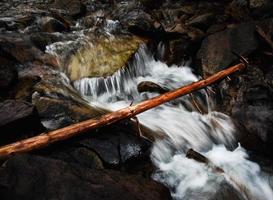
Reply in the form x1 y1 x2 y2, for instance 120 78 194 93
0 0 273 199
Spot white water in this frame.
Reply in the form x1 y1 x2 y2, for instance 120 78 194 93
72 45 273 200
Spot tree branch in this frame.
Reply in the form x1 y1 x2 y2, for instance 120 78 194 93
0 62 246 159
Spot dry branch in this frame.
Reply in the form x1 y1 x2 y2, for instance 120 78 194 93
0 62 246 159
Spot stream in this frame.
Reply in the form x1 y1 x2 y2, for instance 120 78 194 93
46 21 273 200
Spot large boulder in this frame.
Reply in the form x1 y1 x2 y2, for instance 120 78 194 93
66 35 144 81
0 100 44 145
208 20 273 158
197 22 258 77
230 66 273 158
0 154 171 200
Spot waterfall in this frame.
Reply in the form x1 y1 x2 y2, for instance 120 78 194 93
72 45 273 199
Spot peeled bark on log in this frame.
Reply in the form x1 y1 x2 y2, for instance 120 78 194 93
0 63 246 159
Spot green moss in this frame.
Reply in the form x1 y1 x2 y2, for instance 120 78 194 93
67 36 144 81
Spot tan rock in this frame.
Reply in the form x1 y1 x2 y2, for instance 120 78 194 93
67 35 144 81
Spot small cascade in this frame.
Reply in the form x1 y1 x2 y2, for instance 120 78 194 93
73 45 273 199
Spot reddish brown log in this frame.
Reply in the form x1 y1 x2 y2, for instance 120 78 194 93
0 63 246 159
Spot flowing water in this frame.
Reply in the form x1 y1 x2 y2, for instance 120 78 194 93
46 24 273 199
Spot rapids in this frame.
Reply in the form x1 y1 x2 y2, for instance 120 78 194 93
74 46 273 200
46 22 273 199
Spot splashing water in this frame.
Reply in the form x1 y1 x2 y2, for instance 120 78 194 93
72 45 273 199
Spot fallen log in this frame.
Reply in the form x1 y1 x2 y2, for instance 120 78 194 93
0 62 246 159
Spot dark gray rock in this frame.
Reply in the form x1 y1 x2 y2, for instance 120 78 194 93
252 2 273 19
0 41 18 94
0 62 18 95
49 146 104 169
230 66 273 157
201 23 256 71
0 100 44 145
250 0 270 9
186 13 215 31
41 17 68 33
30 32 62 51
0 154 171 200
54 0 86 18
0 34 43 64
197 22 258 77
79 121 151 166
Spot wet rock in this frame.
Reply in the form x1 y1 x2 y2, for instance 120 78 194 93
225 0 251 22
197 22 258 77
50 147 104 169
251 2 273 19
30 66 105 129
112 3 156 38
11 76 41 101
0 17 30 32
140 0 164 10
0 34 44 64
0 100 44 145
137 81 168 94
30 32 61 51
33 95 103 130
0 154 171 200
231 66 273 157
79 121 151 166
67 35 144 81
186 13 215 31
164 38 195 66
119 130 151 163
54 0 86 18
51 11 73 29
0 63 18 96
165 23 204 40
257 18 273 40
250 0 270 9
41 17 68 33
79 131 120 166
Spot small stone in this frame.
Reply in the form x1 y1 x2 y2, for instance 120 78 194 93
137 81 168 94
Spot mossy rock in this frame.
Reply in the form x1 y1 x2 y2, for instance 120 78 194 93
67 35 144 81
